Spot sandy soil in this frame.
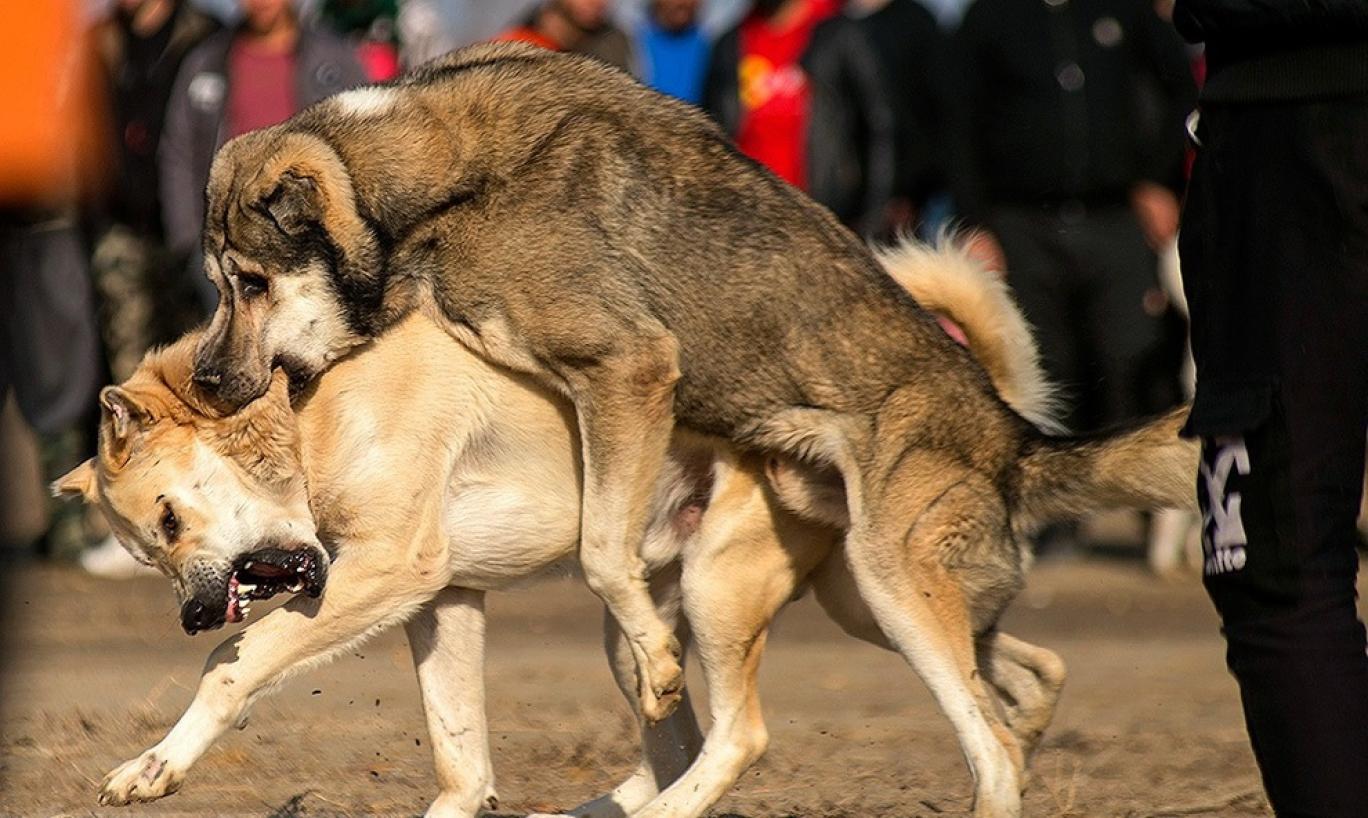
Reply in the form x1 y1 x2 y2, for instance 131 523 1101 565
0 559 1288 817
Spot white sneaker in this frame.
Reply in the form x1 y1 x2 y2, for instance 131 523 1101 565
80 536 157 579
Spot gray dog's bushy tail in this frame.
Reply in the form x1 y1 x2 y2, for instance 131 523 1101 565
1011 407 1198 534
877 237 1064 433
878 237 1197 535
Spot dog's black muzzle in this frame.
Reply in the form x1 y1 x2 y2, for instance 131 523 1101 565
179 543 329 635
180 597 224 635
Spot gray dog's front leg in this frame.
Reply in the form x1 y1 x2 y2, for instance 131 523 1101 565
406 587 498 818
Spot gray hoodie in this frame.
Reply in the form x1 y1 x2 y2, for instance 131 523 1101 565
159 25 367 254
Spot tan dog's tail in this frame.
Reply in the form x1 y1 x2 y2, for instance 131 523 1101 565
1011 407 1198 534
875 237 1063 433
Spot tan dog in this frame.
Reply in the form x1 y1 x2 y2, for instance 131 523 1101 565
59 242 1196 818
189 45 1192 787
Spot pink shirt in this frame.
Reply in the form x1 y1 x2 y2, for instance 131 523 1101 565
227 41 296 138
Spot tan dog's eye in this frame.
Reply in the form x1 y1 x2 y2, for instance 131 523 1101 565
160 504 180 542
238 272 269 298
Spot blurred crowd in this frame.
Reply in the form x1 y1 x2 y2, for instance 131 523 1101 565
0 0 1199 574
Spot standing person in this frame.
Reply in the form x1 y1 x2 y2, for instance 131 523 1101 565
1173 3 1368 815
79 0 218 576
637 0 711 105
159 0 366 307
0 0 107 562
316 0 402 81
949 0 1195 432
703 0 894 235
496 0 638 74
91 0 218 383
849 0 948 236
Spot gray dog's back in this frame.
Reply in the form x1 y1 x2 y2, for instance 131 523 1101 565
286 43 1017 456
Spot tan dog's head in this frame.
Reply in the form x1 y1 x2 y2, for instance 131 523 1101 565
55 334 328 634
192 129 386 409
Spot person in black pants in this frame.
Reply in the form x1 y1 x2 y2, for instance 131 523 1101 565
949 0 1196 432
1173 3 1368 815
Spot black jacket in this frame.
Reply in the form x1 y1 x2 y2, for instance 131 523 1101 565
949 0 1195 226
1173 0 1368 100
704 14 895 236
95 2 219 237
856 0 949 208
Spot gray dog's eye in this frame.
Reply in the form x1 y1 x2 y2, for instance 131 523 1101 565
238 272 269 298
160 504 180 542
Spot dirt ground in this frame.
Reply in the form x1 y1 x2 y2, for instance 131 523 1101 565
0 557 1295 818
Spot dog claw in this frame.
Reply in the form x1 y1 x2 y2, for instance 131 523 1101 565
98 751 183 806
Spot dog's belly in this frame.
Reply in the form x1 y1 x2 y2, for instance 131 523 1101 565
440 464 583 590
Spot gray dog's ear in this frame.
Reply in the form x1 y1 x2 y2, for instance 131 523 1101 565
260 171 320 236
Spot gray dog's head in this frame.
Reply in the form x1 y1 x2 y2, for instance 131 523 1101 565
54 336 328 634
193 129 386 410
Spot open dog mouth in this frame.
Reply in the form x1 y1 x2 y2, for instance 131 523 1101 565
223 546 326 624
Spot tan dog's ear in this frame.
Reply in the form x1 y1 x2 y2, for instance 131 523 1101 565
259 171 320 236
99 385 150 467
52 458 97 502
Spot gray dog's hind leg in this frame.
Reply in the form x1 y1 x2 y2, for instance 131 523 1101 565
406 588 499 818
840 465 1024 818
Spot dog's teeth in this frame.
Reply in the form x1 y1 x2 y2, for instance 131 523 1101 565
288 580 303 593
244 561 256 571
238 583 257 594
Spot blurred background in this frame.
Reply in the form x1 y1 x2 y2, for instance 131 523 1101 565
1 0 1204 579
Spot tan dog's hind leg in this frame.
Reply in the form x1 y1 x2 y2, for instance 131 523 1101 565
406 587 499 818
566 332 686 723
97 548 445 806
634 457 835 818
560 567 703 818
842 466 1024 818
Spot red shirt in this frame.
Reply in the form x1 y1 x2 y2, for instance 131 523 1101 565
227 41 296 138
494 26 562 52
735 0 838 191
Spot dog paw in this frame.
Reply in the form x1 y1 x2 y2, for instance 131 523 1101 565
638 636 685 723
422 789 499 818
98 751 184 805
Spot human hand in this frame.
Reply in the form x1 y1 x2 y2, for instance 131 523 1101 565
963 229 1007 277
1131 181 1180 250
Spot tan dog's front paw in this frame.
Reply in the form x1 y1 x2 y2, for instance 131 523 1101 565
638 635 684 723
98 751 184 805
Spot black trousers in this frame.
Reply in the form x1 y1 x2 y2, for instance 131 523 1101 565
1180 97 1368 818
990 204 1168 431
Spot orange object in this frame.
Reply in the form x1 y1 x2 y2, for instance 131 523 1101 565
0 1 108 205
493 26 562 52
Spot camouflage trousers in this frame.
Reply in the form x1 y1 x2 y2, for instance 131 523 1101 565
90 225 202 382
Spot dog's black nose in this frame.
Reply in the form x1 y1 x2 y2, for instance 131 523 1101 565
192 367 222 388
180 598 221 634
